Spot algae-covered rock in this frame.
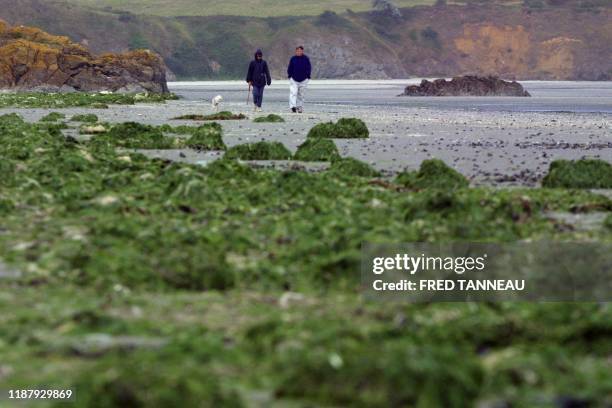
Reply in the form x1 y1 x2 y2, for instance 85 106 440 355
542 159 612 189
253 114 285 123
173 111 246 121
40 112 65 122
205 158 254 179
329 157 380 177
71 114 99 123
90 122 176 149
0 21 169 93
294 138 340 161
307 118 369 139
185 123 226 151
225 141 292 160
396 159 469 190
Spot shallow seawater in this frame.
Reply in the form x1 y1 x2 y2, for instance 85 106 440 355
170 79 612 114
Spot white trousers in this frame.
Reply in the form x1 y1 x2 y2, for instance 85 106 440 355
289 78 309 108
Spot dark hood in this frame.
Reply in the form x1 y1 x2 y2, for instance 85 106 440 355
254 49 263 59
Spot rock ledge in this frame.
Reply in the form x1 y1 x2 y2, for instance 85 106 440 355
0 20 169 93
401 76 530 97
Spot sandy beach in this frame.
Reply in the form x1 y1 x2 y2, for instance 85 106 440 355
2 80 610 185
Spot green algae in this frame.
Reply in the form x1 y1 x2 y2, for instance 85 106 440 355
40 112 66 122
184 123 226 151
71 113 99 123
89 122 178 149
328 157 380 177
173 111 246 121
396 159 470 190
224 141 292 160
542 159 612 189
253 114 285 123
0 92 178 108
0 115 611 408
294 138 341 161
307 117 369 139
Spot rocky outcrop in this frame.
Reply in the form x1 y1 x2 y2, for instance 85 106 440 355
0 21 169 93
401 76 531 97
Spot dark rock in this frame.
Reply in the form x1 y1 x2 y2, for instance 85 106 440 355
0 20 169 93
401 76 530 97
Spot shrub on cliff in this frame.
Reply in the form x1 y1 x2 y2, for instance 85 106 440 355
542 159 612 189
224 141 292 160
294 138 340 161
308 118 369 139
396 159 469 190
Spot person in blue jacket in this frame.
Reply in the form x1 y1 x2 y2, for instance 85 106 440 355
246 49 272 112
287 46 311 113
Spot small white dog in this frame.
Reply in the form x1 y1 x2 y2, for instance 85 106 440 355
211 95 223 112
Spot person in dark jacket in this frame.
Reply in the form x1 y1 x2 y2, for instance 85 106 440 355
287 46 311 113
246 49 272 112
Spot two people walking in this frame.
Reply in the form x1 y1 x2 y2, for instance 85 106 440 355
245 46 311 113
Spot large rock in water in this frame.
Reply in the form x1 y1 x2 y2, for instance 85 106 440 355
0 20 169 93
401 76 530 97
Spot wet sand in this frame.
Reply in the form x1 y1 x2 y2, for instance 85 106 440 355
3 80 611 186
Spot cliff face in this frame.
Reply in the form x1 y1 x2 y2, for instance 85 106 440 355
0 20 168 92
0 1 610 81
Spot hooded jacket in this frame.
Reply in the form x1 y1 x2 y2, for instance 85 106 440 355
246 50 272 87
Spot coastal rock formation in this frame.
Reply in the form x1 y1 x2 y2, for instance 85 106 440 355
401 76 530 97
0 20 168 93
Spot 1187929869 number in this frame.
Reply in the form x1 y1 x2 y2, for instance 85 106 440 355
7 389 74 400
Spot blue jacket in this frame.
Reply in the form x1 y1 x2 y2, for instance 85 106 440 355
287 55 311 82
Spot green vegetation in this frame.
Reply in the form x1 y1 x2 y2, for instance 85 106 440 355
294 138 341 161
253 114 285 123
396 159 470 190
542 159 612 189
308 118 369 139
328 157 381 177
71 113 99 123
173 111 247 121
0 113 611 406
64 0 436 17
224 141 292 160
184 123 227 150
89 122 178 149
0 93 178 108
40 112 66 122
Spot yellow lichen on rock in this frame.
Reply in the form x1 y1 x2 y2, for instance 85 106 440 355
0 20 169 93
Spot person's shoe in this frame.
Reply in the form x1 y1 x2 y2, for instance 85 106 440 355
291 107 297 113
257 107 263 112
297 107 303 114
253 105 258 112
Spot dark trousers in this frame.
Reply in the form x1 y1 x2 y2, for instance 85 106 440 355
252 85 264 107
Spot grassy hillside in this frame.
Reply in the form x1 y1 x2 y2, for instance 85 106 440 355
2 0 611 80
63 0 436 17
